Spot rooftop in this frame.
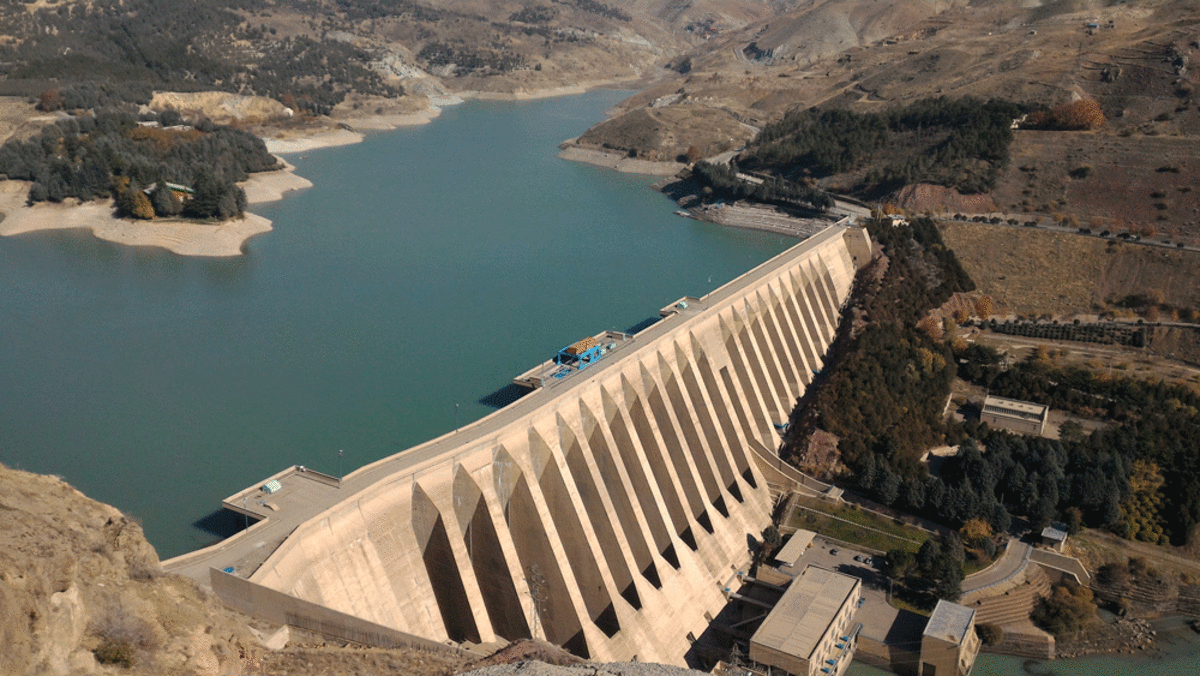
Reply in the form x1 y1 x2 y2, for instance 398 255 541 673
1042 524 1068 542
982 395 1047 420
923 600 976 645
775 529 816 568
751 565 860 660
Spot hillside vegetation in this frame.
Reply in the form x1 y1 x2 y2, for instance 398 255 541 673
739 96 1024 197
788 217 1200 551
0 110 277 219
582 0 1200 241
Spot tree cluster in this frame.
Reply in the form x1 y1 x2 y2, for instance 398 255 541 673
1031 579 1098 637
417 42 526 75
884 534 966 608
787 218 973 484
739 97 1024 195
1024 100 1106 131
956 346 1200 545
690 161 833 211
510 6 558 23
0 110 271 220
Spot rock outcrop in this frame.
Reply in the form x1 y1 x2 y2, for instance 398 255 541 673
0 464 261 676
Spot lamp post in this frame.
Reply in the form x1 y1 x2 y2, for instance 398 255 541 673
455 402 460 432
338 449 344 484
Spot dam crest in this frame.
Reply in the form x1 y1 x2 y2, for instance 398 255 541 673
165 224 873 663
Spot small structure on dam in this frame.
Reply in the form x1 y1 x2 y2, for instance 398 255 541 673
165 224 875 665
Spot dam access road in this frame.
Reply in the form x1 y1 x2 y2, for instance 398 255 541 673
164 224 874 664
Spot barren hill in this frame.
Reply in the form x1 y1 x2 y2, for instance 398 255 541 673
576 0 1200 242
0 463 480 676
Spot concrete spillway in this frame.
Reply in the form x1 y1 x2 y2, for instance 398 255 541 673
166 224 872 663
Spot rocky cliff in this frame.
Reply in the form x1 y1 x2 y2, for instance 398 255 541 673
0 464 261 675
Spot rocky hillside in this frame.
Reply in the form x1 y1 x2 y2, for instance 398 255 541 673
578 1 1200 241
0 0 790 105
0 464 479 676
0 463 263 675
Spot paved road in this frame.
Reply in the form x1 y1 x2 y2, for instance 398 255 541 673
962 539 1032 598
939 216 1200 253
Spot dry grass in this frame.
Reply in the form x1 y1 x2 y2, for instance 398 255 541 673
940 221 1111 315
941 221 1200 317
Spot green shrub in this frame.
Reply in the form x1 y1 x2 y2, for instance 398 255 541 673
93 639 135 668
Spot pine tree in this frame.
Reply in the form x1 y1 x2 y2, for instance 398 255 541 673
150 182 183 217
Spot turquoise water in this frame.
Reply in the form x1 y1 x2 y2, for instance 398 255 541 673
846 616 1200 675
0 90 792 559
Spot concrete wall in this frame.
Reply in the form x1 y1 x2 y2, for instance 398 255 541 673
211 569 470 657
245 226 868 664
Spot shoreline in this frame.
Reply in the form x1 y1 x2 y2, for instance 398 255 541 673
0 84 653 255
556 142 684 177
260 79 648 155
241 159 313 205
0 180 272 256
261 107 445 154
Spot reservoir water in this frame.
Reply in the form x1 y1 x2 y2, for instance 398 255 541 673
0 89 790 559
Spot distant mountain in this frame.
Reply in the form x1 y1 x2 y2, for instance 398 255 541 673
0 0 793 109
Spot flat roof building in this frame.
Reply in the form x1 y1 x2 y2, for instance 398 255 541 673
981 395 1049 436
920 600 980 676
774 530 817 569
1041 524 1069 552
749 565 862 676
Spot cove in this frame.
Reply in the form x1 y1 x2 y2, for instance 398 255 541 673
0 89 791 559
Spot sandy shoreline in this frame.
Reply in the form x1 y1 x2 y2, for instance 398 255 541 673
241 159 314 204
0 180 272 256
262 107 444 154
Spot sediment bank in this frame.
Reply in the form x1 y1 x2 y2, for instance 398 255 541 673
557 142 683 176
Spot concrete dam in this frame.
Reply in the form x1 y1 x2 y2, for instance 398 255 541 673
165 224 873 664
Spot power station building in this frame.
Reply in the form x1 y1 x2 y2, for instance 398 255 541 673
919 600 981 676
749 565 862 676
980 395 1049 436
